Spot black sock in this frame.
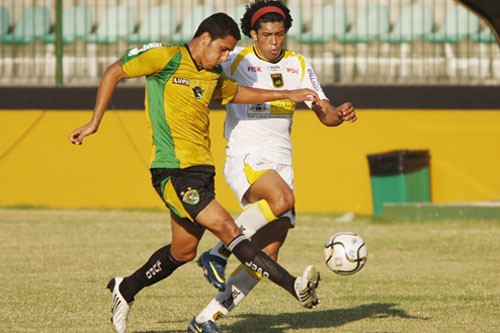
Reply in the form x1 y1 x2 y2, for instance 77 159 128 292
119 244 186 302
228 235 297 298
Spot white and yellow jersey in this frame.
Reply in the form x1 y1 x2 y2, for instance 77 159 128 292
221 46 327 164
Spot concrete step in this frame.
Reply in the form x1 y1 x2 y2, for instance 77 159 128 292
379 201 500 221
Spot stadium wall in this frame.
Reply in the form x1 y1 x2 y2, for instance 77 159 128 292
1 108 499 215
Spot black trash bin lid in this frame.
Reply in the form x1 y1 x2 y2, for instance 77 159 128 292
367 150 430 176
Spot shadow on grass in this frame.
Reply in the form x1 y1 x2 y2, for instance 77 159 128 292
139 302 427 333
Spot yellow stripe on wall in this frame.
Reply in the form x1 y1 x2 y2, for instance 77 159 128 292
1 109 499 215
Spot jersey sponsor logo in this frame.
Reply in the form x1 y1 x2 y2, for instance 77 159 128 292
127 42 162 57
221 289 242 309
247 66 262 72
213 311 224 321
271 73 284 88
182 188 200 205
192 86 204 99
268 65 280 71
244 260 270 278
307 68 320 91
287 67 300 74
249 104 266 113
173 77 190 86
145 260 162 279
247 101 294 118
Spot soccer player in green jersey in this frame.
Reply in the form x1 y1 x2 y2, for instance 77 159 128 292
69 13 320 333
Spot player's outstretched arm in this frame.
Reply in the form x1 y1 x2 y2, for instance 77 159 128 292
69 60 127 145
312 100 357 127
232 86 319 104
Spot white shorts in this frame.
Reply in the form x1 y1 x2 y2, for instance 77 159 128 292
224 153 296 225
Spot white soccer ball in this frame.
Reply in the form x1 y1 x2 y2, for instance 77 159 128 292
324 232 367 275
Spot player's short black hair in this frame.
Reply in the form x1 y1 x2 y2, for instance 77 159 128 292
240 0 293 38
194 12 241 41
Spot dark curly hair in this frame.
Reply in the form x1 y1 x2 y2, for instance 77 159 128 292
240 0 293 38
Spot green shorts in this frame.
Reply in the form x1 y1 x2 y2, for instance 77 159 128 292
151 165 215 222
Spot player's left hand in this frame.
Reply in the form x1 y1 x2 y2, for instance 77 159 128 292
336 102 357 123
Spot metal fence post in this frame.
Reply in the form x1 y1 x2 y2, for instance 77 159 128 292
55 0 63 86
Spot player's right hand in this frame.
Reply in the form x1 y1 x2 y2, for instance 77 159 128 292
288 88 319 104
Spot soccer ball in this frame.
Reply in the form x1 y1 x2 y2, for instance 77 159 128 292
324 232 367 275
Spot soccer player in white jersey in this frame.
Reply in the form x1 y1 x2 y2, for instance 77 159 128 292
190 1 357 331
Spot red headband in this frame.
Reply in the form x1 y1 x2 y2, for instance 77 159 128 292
251 6 286 27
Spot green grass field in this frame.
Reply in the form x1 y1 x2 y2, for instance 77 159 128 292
1 207 499 333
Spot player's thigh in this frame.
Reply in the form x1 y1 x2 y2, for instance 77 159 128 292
195 200 241 245
152 166 217 260
251 217 291 260
247 169 293 201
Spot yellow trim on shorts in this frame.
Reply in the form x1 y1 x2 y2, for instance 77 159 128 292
231 263 264 280
244 162 268 185
163 178 193 222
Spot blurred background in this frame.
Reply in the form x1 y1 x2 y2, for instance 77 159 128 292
0 0 498 86
0 0 499 216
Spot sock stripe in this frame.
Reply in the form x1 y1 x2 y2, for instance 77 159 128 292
227 235 247 252
257 199 278 222
168 254 186 266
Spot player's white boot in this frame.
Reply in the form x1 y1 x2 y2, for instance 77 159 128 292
294 265 320 309
107 277 133 333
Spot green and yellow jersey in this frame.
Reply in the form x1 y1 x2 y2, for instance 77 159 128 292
122 43 238 169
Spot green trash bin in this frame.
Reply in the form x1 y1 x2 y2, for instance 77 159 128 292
367 150 431 216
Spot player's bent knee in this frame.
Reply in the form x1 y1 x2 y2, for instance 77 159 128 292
172 251 196 262
269 192 295 216
170 247 198 262
210 218 242 244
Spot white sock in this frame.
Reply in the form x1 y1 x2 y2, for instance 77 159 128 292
209 199 277 259
196 264 262 323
